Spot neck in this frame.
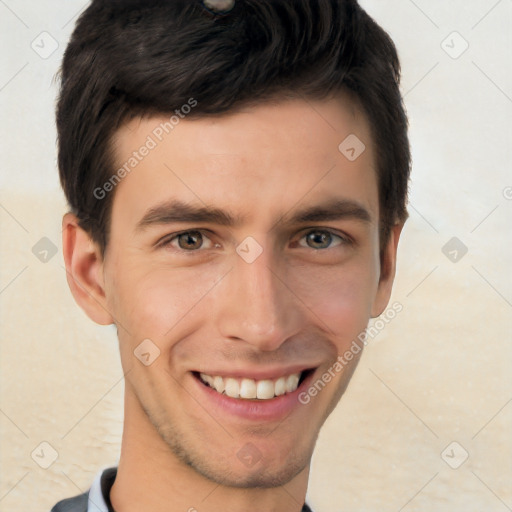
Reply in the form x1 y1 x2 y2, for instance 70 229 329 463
110 390 310 512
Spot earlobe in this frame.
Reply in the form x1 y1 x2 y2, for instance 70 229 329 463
62 213 114 325
370 222 404 318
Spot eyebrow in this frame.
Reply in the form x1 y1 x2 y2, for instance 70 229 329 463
286 199 372 225
135 198 373 232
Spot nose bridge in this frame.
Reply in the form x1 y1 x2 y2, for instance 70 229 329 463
216 244 301 350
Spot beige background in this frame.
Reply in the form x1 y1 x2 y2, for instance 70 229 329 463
1 1 511 511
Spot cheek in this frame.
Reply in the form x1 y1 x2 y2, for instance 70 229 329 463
293 258 379 343
110 262 221 341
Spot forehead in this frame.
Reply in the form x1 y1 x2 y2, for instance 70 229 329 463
109 96 379 231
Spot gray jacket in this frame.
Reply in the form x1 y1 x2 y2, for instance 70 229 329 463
51 467 116 512
50 492 89 512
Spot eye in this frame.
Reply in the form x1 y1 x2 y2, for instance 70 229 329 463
159 230 218 251
296 229 349 250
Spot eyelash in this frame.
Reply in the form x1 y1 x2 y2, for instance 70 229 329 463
157 228 352 253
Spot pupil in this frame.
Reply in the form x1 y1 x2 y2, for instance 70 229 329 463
309 231 330 249
179 231 202 250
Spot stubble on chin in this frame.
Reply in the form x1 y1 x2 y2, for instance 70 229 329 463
141 402 316 489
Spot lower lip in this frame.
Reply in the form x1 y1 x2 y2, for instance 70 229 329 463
190 370 316 422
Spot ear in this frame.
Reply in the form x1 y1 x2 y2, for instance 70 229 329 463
370 222 404 318
62 213 114 325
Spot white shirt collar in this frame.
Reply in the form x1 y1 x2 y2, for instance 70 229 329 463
87 468 110 512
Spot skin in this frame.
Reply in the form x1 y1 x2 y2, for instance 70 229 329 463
62 95 404 512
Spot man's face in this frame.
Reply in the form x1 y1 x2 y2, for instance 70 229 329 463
99 96 397 487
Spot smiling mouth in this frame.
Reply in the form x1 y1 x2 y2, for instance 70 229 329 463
194 370 313 400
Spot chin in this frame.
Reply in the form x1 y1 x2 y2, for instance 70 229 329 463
153 412 315 489
189 449 312 489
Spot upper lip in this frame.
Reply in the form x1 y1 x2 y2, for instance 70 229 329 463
194 365 316 381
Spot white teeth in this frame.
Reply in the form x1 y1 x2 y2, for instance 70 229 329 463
200 373 214 387
256 380 275 400
286 374 300 393
198 372 303 400
274 377 286 396
224 378 240 398
240 378 257 399
213 376 225 394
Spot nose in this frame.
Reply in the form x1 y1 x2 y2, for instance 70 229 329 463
215 242 304 351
